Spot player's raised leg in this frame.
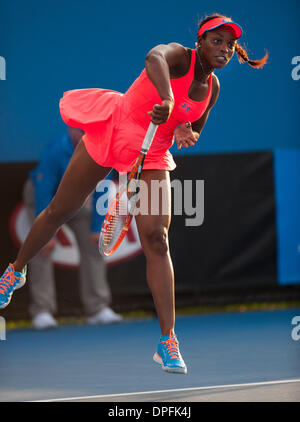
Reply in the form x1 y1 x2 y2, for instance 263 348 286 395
0 140 110 309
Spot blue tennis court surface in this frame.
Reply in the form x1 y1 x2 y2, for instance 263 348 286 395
0 308 299 402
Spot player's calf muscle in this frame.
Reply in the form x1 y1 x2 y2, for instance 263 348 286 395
45 198 80 226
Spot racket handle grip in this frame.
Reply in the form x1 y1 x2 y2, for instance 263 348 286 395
141 122 158 152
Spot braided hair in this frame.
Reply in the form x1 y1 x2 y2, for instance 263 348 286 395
198 13 268 69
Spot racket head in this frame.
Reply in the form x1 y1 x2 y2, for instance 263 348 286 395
99 177 139 257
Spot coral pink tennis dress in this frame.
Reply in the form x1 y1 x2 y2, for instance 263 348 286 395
59 49 213 173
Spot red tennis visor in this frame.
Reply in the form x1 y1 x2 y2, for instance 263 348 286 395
198 17 243 39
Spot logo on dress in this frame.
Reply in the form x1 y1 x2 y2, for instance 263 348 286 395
181 103 191 112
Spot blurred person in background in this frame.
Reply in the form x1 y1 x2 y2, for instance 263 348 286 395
23 126 122 329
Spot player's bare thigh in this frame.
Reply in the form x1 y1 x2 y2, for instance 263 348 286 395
135 170 171 255
48 139 111 222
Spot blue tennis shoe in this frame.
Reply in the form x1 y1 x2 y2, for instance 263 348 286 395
0 264 27 309
153 331 187 374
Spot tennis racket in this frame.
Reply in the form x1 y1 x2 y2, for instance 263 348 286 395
99 122 158 256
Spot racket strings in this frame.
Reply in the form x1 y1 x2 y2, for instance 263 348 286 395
102 190 130 254
100 171 143 255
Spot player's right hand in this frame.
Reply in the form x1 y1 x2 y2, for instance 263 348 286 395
147 98 174 125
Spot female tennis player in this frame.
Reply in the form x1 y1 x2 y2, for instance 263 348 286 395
0 14 267 374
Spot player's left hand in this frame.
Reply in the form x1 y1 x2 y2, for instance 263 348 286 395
174 122 198 149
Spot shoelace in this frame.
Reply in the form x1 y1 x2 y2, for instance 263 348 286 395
161 334 180 360
0 267 16 295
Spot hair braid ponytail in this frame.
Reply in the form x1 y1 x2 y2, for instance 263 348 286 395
235 43 268 69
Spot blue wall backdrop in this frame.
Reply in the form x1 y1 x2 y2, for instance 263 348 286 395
1 0 299 162
1 0 299 287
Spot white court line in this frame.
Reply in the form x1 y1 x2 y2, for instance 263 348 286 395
30 378 300 402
